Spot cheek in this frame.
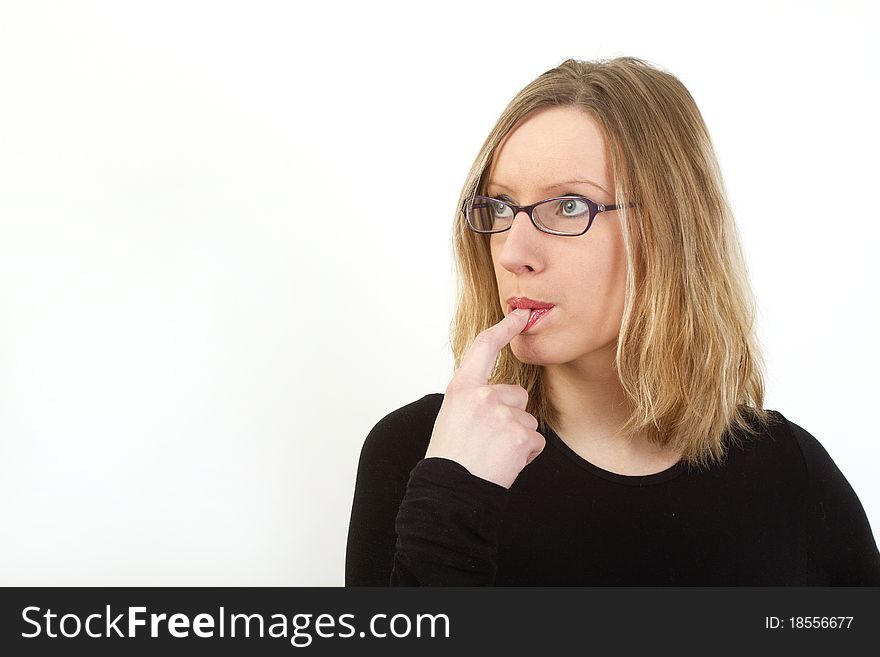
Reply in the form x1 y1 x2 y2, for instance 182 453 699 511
489 236 501 264
567 240 627 329
490 241 505 284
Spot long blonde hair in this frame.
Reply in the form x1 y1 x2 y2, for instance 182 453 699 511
450 56 779 471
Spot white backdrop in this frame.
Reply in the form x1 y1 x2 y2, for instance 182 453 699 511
0 0 877 585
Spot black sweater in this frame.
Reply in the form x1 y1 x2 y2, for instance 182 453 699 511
345 394 880 585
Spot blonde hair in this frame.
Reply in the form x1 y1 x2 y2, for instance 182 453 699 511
449 56 779 471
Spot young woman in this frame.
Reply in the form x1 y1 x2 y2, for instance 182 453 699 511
345 56 880 585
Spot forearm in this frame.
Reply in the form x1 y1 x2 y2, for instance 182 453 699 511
389 457 510 586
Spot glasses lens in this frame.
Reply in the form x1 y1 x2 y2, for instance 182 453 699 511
467 196 513 232
534 197 591 235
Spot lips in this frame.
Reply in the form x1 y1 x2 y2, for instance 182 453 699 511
506 296 555 314
521 307 552 332
506 296 556 333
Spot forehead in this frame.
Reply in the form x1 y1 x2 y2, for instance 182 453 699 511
487 105 612 195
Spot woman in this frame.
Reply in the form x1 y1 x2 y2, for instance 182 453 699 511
345 56 880 585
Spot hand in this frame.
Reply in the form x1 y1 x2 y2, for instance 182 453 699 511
424 308 546 489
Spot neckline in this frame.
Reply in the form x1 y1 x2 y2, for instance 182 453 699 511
544 425 688 486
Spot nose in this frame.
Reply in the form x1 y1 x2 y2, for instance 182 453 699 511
508 208 539 236
493 208 545 274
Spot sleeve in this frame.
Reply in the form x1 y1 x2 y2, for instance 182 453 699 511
789 419 880 585
344 407 415 586
344 399 511 586
390 457 510 586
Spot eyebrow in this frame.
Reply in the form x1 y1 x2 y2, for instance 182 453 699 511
488 178 611 197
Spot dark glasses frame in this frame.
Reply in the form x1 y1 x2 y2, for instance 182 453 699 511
463 194 638 237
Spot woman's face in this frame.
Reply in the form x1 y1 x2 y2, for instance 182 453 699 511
487 105 627 368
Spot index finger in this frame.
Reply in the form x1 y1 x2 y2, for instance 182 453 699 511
454 308 531 386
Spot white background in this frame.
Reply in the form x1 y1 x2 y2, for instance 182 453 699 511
0 0 877 585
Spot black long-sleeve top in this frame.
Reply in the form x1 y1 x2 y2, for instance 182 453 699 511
345 394 880 585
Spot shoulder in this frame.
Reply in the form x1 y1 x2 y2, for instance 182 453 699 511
360 393 445 470
765 410 848 484
738 409 847 481
719 409 803 481
711 409 830 499
778 413 844 478
768 412 880 583
372 393 445 432
757 409 870 518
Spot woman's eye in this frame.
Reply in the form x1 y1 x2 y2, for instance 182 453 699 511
558 198 588 217
492 199 513 217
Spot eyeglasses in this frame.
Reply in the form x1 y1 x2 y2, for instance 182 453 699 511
463 194 637 237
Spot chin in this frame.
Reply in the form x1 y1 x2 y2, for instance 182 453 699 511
509 341 566 366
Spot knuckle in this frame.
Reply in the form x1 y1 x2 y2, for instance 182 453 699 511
534 432 546 449
484 405 505 431
490 404 509 427
476 386 494 403
503 384 528 406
